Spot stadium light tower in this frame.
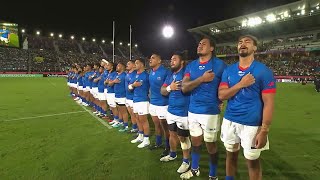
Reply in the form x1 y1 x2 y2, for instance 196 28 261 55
82 37 85 41
92 38 96 42
36 31 40 36
21 29 25 33
50 33 54 37
120 42 123 45
102 40 105 43
59 34 63 38
135 44 138 48
71 35 74 40
162 25 174 38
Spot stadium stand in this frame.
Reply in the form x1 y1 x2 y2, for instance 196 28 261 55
0 34 143 72
0 0 319 78
187 0 320 79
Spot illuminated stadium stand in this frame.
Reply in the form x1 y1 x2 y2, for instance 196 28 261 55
0 33 142 73
188 0 320 81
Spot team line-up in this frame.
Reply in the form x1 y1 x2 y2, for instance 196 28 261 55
66 35 276 180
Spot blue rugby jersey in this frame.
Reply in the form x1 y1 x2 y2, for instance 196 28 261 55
220 60 276 126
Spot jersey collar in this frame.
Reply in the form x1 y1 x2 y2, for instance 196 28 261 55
198 57 215 65
238 60 256 71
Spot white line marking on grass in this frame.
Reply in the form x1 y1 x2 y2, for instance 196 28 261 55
4 111 86 122
47 79 56 87
77 104 112 129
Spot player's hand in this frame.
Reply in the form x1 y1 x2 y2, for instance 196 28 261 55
132 80 142 87
239 73 255 88
93 79 98 83
104 79 109 85
254 131 268 149
170 80 181 91
113 78 120 84
201 70 215 83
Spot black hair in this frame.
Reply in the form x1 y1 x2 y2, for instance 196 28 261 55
151 53 161 60
86 64 93 69
136 58 145 66
128 60 135 64
173 50 188 61
201 36 216 49
108 61 117 71
118 62 126 68
238 34 258 46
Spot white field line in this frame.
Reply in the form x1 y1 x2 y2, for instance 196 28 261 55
47 78 57 87
3 111 86 122
77 104 112 129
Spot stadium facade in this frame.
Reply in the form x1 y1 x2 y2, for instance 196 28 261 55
188 0 320 52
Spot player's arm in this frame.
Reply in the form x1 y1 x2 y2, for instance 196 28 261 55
254 92 275 149
128 78 142 90
218 83 243 101
261 93 275 130
181 70 214 93
93 76 101 82
161 85 170 96
113 76 123 84
181 75 203 93
161 75 172 96
218 73 255 101
108 77 117 86
255 69 276 148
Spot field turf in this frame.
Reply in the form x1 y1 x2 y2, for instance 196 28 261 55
0 78 319 179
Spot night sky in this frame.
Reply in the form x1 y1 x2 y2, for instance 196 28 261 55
1 0 298 59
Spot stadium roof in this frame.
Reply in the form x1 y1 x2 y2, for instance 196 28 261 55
188 0 320 45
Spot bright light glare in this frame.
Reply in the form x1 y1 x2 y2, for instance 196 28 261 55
248 17 262 27
242 20 247 27
266 14 276 22
162 25 174 38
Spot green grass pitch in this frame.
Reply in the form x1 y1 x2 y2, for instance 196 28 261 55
0 78 319 179
0 33 19 48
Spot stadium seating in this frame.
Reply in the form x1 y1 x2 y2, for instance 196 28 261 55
0 34 319 76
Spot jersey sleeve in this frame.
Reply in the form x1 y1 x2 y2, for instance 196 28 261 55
111 72 117 80
121 73 126 81
261 68 276 94
144 72 150 90
163 75 171 87
219 68 229 88
129 74 136 84
184 63 191 77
